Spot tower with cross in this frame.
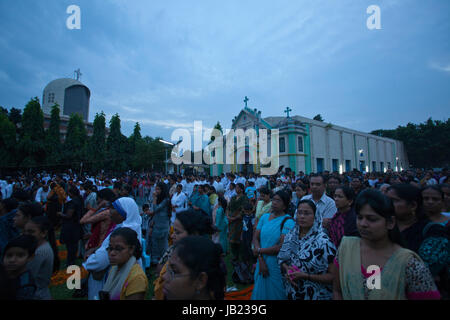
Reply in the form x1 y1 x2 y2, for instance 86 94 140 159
244 96 249 108
284 107 292 118
74 68 82 81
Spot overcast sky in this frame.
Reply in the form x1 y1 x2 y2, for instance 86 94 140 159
0 0 449 143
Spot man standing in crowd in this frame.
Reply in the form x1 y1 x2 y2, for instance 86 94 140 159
301 174 337 228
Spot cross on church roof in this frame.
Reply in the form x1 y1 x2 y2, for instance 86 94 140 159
284 107 292 118
74 68 82 81
244 96 249 108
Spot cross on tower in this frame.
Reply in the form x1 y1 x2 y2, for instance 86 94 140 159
244 96 249 108
74 68 82 81
284 107 292 118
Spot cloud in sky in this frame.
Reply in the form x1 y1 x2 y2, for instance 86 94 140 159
0 0 449 143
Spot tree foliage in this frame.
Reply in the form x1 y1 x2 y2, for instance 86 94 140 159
371 117 450 168
313 114 324 122
0 102 167 172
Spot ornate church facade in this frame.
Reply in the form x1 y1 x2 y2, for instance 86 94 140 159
209 98 408 176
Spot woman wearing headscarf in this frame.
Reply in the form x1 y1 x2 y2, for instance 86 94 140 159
82 197 142 300
251 190 296 300
278 200 336 300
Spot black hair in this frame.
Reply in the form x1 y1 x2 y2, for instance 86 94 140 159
121 184 132 194
174 236 226 300
244 203 254 211
3 234 38 258
297 199 317 214
236 183 245 193
97 188 117 202
109 227 142 260
354 189 405 247
17 201 43 219
387 184 425 220
155 182 169 205
335 185 356 202
310 174 325 184
295 183 308 192
218 196 227 211
421 185 444 199
29 216 60 272
0 198 19 213
176 208 216 236
68 185 80 198
259 187 271 196
328 176 342 184
142 203 150 210
274 190 290 211
113 181 123 190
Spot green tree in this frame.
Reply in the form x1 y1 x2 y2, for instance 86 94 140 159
106 113 127 172
210 121 223 142
0 113 17 167
129 122 143 171
64 113 87 167
8 107 22 127
313 114 324 122
45 104 62 166
371 117 450 168
88 112 107 171
17 97 45 167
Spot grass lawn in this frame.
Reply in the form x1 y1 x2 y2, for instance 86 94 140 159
49 240 251 300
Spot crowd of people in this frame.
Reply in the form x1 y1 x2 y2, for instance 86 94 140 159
0 166 448 300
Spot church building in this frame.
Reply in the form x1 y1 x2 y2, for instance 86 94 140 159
209 97 409 176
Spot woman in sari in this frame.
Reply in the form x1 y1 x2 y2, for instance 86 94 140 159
149 182 170 265
214 196 228 254
80 188 117 258
251 191 296 300
279 200 336 300
227 183 248 263
254 188 272 228
332 189 440 300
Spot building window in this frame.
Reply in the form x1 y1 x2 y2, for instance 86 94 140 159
298 136 303 152
316 158 324 173
279 137 285 153
359 160 366 172
48 93 55 103
387 162 391 170
332 159 338 172
372 161 377 172
345 160 351 172
380 162 384 172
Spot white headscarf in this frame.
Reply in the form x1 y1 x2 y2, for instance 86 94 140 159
83 197 142 273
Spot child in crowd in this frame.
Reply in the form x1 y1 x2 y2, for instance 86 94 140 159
241 202 256 270
24 216 58 300
245 181 257 200
2 235 37 300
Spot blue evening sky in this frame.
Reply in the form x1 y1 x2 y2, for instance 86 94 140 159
0 0 449 144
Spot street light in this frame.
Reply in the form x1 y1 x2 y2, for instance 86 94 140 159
159 138 183 174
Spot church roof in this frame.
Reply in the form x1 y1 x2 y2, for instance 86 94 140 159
43 78 87 91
